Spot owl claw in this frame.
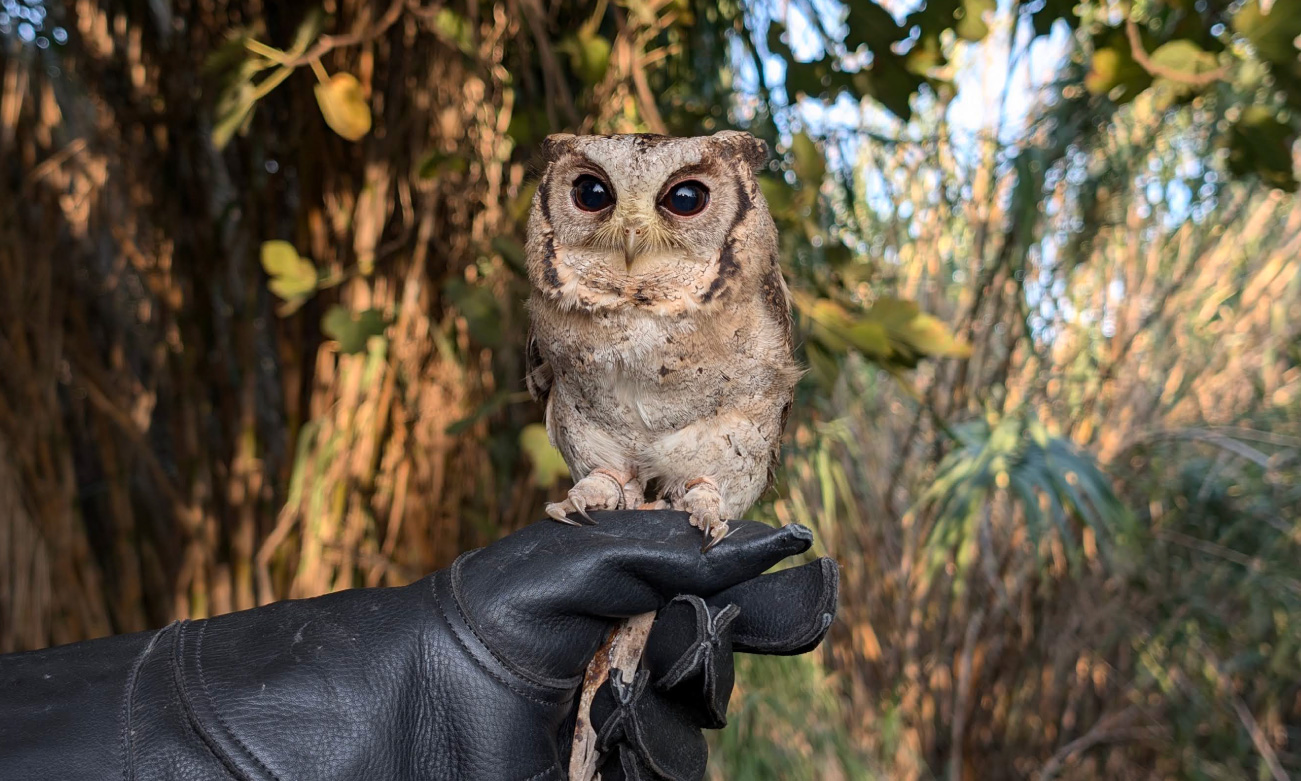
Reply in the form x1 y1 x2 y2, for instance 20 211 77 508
700 520 731 553
573 496 595 524
546 502 584 526
545 469 634 526
673 477 730 554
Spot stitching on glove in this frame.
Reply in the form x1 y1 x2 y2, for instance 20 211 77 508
172 620 280 781
432 569 575 707
435 584 557 707
656 599 739 691
519 762 565 781
595 671 648 754
732 558 838 652
121 620 177 781
448 552 583 692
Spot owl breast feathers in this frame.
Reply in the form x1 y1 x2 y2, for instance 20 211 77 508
525 131 801 542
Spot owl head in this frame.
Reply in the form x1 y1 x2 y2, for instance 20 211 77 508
526 132 775 315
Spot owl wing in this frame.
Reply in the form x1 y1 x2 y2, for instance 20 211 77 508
762 263 797 494
524 326 553 404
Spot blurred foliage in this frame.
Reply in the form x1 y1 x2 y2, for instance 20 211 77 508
2 0 1300 778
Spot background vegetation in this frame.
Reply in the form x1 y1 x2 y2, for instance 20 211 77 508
2 0 1299 777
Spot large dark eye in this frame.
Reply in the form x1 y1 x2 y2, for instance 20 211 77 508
572 175 614 212
660 180 709 216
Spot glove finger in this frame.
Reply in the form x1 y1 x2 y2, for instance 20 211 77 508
591 668 708 781
705 557 839 655
568 512 814 616
642 595 737 728
597 747 657 781
463 512 811 618
453 511 813 682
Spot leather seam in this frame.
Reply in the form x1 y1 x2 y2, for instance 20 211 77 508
171 621 276 781
520 762 564 780
732 559 837 651
449 552 581 691
120 621 174 781
193 621 283 781
433 576 562 708
171 622 250 780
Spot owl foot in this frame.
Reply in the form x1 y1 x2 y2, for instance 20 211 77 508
676 477 730 553
545 468 631 525
636 500 670 510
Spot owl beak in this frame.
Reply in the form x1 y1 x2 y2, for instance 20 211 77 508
623 227 639 270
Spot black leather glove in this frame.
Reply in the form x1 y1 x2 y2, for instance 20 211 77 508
0 511 838 780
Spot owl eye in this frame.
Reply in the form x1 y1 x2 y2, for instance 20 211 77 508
660 181 709 216
572 175 614 212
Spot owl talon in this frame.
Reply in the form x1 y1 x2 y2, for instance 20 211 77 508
545 469 635 526
700 520 731 553
673 477 729 553
573 496 595 524
546 502 584 526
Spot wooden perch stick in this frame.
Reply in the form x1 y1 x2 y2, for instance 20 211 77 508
568 611 657 781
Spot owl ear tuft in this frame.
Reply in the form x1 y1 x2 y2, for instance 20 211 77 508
712 130 768 173
540 133 577 163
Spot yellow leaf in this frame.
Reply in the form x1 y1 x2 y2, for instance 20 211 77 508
520 424 569 489
314 73 372 141
845 320 890 357
898 312 972 358
259 240 318 301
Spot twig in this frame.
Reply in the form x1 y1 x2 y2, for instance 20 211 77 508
1124 428 1273 468
1229 696 1290 781
947 608 986 781
1154 529 1259 570
518 0 579 128
285 0 407 68
1124 17 1228 88
629 50 667 134
20 138 88 192
1037 707 1153 780
1190 640 1291 781
569 611 657 780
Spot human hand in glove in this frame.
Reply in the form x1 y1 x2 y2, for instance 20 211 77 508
0 511 838 780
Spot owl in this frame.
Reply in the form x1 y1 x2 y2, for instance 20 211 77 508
524 131 800 551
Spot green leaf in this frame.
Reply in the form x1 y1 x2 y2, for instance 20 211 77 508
896 312 973 359
416 149 469 180
956 0 995 42
758 175 797 219
520 423 569 488
444 278 504 348
1148 40 1219 80
843 2 904 51
212 77 257 151
491 236 528 277
321 305 388 354
790 132 826 189
314 72 372 141
1084 35 1152 103
1228 107 1298 192
796 292 969 368
288 8 325 55
433 8 476 56
1233 0 1301 65
260 241 318 303
564 31 612 86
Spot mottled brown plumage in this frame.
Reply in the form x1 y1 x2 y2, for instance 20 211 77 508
525 131 800 549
